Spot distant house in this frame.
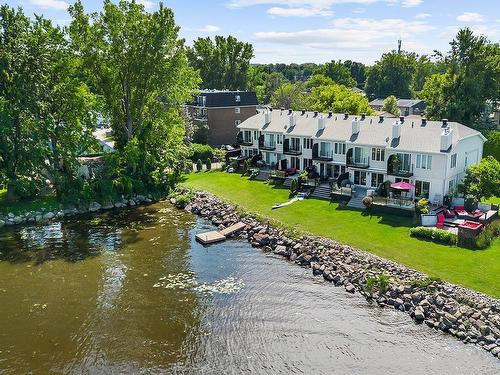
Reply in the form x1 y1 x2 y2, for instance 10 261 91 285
352 87 366 96
186 90 258 146
369 98 426 116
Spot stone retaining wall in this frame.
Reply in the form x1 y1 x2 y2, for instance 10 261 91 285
184 191 500 359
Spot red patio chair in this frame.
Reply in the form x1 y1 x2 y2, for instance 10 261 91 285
436 214 445 229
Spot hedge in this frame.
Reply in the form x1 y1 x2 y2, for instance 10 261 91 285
410 226 458 245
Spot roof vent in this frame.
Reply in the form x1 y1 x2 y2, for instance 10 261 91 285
314 111 318 117
344 113 349 120
399 116 405 123
361 113 366 120
440 127 453 151
421 117 427 126
318 115 325 131
379 115 384 123
269 107 273 112
392 121 401 139
289 112 297 127
288 108 293 115
301 109 306 115
328 111 333 117
352 117 360 135
442 118 448 127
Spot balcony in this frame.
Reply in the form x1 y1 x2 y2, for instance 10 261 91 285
312 144 333 161
283 139 301 155
346 148 370 168
237 132 253 146
387 155 414 177
259 135 276 150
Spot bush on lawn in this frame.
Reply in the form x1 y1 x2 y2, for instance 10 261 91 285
475 220 500 249
190 143 214 163
206 158 212 171
410 226 457 245
196 159 203 172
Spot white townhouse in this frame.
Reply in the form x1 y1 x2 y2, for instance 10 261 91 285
236 109 486 204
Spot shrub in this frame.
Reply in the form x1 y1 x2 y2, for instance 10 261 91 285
112 176 133 196
362 196 373 209
474 219 500 249
190 143 214 163
206 158 212 171
410 226 457 245
364 273 390 296
10 177 39 200
409 276 442 290
290 178 298 194
196 159 203 172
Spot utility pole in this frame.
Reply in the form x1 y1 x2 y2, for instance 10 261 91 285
397 38 402 54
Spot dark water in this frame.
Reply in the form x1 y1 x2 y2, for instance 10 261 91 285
0 202 498 374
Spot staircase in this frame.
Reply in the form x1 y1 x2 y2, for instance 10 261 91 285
283 177 295 188
310 184 332 200
347 195 365 209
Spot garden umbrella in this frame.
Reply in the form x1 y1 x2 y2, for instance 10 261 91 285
390 181 415 190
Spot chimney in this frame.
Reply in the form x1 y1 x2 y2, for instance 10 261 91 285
361 113 366 120
379 115 384 122
318 115 325 131
288 108 293 115
392 121 401 139
264 110 271 124
440 127 453 151
269 107 273 112
442 118 448 127
289 112 297 127
399 116 405 123
421 117 427 126
352 117 360 135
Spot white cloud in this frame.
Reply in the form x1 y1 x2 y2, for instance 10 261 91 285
400 0 422 7
185 25 221 33
137 0 155 9
29 0 69 10
254 17 434 50
456 12 484 23
415 13 431 19
227 0 377 8
268 6 334 17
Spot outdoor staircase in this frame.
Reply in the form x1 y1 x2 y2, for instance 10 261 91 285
347 195 365 209
310 185 332 200
283 177 295 188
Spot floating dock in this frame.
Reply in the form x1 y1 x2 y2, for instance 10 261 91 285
195 222 246 245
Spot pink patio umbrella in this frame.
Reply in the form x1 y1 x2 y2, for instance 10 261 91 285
390 181 415 190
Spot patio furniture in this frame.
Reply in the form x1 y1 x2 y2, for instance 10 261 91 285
479 210 499 224
432 194 442 206
444 209 455 218
436 214 445 229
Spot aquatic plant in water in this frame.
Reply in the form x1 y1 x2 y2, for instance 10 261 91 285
153 273 244 295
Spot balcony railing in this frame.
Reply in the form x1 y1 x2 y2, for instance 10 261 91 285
346 156 370 169
259 141 276 151
312 149 333 161
237 133 254 146
387 168 414 178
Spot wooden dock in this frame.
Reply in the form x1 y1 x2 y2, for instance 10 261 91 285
195 222 246 245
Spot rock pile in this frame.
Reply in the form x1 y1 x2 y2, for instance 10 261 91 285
185 192 500 359
0 194 154 228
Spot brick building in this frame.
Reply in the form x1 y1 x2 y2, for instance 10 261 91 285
187 90 258 146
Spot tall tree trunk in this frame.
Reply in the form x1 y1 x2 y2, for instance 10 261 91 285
6 116 21 202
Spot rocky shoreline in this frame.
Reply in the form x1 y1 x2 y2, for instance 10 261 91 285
0 194 154 228
184 191 500 359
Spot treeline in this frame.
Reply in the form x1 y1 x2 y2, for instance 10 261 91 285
190 28 499 134
0 1 200 203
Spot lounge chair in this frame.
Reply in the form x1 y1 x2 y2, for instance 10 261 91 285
436 214 445 229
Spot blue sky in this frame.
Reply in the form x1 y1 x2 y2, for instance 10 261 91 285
5 0 500 64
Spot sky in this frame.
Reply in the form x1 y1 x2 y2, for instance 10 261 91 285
4 0 500 64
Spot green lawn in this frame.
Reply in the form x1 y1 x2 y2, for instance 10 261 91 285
182 171 500 298
483 196 500 205
0 189 59 216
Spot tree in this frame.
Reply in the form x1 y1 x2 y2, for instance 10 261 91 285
69 0 199 179
259 72 287 104
187 35 253 90
305 74 334 91
308 84 374 114
460 156 500 201
411 55 439 95
364 51 417 99
382 95 400 116
318 60 356 87
271 82 307 110
484 131 500 161
419 28 500 128
343 60 366 88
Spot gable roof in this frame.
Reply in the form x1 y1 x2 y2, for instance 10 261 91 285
192 90 258 107
369 98 425 108
238 110 484 154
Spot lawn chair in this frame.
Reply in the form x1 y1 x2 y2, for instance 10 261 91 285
436 213 445 229
432 194 442 206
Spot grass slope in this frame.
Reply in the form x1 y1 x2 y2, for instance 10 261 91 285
182 171 500 298
0 189 59 216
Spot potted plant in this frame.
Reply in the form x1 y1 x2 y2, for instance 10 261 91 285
391 154 401 174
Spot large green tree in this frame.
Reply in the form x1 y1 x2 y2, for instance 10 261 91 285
342 60 366 88
382 95 400 116
420 28 500 129
318 60 356 87
271 82 307 110
364 51 417 99
308 84 374 115
460 156 500 201
69 0 199 179
187 35 253 90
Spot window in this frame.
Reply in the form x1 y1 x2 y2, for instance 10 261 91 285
234 120 241 126
290 137 300 151
371 147 385 161
415 180 430 199
276 134 282 144
354 171 367 185
303 138 313 149
303 158 313 168
253 131 258 140
334 142 346 155
448 178 457 194
416 154 432 170
235 95 241 102
371 173 384 188
291 157 300 169
235 107 241 114
333 165 346 178
397 153 411 172
395 178 410 183
320 142 331 157
450 153 457 169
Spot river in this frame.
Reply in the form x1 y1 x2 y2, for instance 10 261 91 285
0 202 498 374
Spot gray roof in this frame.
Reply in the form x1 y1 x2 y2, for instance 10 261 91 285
237 110 483 154
369 98 424 107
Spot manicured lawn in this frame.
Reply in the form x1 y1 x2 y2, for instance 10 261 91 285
182 171 500 298
0 189 59 216
483 196 500 205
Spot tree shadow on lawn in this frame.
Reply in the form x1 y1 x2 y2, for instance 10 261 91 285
335 204 416 228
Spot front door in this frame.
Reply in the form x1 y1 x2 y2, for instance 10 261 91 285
320 163 325 178
354 170 367 185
